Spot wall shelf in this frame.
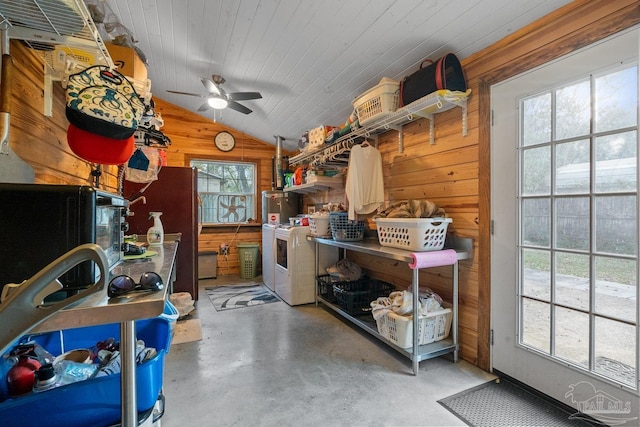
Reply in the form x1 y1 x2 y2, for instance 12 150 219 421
0 0 114 116
283 176 344 194
289 89 471 168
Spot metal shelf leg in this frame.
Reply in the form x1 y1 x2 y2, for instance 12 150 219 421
121 320 137 426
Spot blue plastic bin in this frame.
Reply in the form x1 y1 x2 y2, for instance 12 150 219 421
0 316 170 427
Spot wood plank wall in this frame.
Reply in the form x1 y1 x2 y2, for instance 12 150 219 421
3 0 636 370
151 98 291 276
300 0 639 369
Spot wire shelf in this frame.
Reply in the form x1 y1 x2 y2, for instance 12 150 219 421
289 89 470 167
0 0 113 77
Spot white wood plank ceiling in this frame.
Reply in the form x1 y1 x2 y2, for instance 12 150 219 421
108 0 571 151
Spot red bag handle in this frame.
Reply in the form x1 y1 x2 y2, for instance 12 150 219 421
419 59 434 69
435 56 446 90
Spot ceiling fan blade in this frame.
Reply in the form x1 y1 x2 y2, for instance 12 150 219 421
167 90 205 98
228 92 262 101
227 100 252 114
200 77 221 95
197 101 211 112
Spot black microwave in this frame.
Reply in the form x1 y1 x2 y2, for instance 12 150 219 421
0 183 126 298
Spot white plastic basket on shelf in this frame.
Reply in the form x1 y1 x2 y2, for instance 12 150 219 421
375 217 452 251
309 213 331 237
375 303 452 348
352 78 399 126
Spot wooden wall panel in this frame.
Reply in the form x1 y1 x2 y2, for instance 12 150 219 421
153 97 292 276
199 226 263 276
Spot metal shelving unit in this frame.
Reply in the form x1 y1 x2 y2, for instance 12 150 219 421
290 90 471 167
314 236 472 375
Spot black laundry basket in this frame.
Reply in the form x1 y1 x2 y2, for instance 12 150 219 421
333 278 394 316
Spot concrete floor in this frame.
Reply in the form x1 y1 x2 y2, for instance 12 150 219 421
160 274 495 427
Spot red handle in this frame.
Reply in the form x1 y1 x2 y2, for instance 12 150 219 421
419 59 434 69
435 56 446 90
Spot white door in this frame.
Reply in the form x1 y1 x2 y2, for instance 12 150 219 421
491 27 639 425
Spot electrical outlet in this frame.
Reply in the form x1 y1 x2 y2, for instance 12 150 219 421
220 243 229 256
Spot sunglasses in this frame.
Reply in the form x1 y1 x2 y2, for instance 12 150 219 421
108 272 164 298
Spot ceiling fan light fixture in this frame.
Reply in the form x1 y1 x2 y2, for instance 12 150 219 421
208 96 228 109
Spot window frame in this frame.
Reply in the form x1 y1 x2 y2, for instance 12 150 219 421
516 62 638 390
189 156 259 226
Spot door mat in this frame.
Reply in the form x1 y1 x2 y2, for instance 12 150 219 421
438 379 599 427
171 318 202 345
205 283 281 311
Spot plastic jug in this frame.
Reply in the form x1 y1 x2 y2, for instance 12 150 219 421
146 212 164 245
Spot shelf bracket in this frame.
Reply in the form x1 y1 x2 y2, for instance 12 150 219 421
386 124 403 153
371 134 379 148
43 67 53 117
429 115 435 145
461 99 468 137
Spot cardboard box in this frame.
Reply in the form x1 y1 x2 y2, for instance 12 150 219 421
106 42 148 81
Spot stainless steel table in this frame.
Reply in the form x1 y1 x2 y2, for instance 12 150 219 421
314 236 471 375
29 241 179 427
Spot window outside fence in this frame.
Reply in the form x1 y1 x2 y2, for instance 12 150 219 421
191 160 256 224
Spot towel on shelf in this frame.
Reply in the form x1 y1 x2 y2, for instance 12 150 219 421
375 199 445 219
326 259 364 282
370 289 443 320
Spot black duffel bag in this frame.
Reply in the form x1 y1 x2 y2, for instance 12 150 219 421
399 53 467 107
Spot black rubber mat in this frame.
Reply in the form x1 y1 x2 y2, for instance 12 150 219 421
438 379 600 427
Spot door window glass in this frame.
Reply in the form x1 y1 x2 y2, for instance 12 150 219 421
518 63 638 389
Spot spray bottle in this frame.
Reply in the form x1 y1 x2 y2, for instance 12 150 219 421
146 212 164 245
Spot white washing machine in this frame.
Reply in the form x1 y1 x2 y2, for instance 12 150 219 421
275 226 338 305
262 223 277 291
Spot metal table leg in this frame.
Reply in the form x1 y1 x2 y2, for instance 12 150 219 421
412 268 419 375
121 320 137 426
452 261 459 362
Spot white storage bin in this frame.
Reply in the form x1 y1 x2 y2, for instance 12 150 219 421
198 251 218 279
375 217 452 251
375 303 452 348
309 213 331 237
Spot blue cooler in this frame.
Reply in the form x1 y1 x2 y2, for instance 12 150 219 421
0 316 170 427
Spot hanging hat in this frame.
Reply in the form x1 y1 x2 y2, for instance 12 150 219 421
67 123 135 165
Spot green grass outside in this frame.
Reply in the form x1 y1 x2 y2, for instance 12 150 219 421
524 249 637 286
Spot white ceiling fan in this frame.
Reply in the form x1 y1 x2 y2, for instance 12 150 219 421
167 75 262 114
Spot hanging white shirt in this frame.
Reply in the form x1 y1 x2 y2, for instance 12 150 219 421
345 143 384 220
